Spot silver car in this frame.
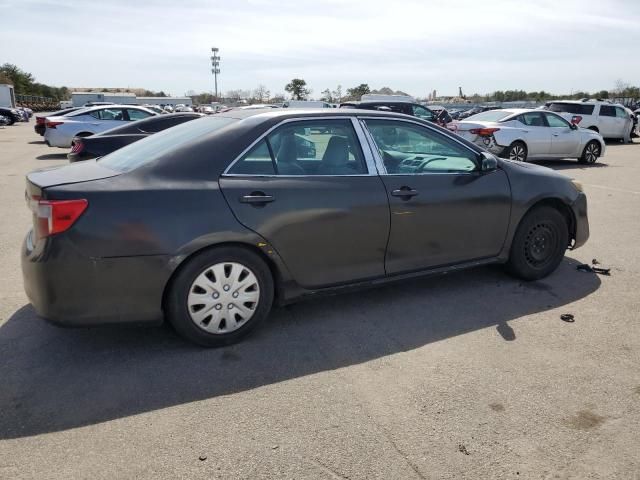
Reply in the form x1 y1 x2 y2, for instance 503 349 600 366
44 105 157 148
449 109 605 164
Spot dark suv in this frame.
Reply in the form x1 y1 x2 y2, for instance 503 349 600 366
340 101 436 122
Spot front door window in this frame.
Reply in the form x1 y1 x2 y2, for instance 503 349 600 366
364 120 477 174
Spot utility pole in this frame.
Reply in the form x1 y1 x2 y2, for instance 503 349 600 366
211 47 221 101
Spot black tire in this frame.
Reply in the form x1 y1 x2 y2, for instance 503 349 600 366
7 117 15 126
506 206 569 281
165 246 274 347
579 140 601 164
506 141 528 162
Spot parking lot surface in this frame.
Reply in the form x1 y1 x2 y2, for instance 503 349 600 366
0 120 639 479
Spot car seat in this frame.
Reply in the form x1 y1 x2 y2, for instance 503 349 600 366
276 134 305 175
318 136 355 175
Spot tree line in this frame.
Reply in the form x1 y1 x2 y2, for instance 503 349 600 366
2 63 637 106
0 63 71 101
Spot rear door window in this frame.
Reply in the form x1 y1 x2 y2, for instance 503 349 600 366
126 108 153 121
518 112 546 127
547 103 594 115
90 108 125 120
599 105 616 117
228 119 367 176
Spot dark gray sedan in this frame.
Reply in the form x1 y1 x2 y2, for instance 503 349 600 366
22 109 589 346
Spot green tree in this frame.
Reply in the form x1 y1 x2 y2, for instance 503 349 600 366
345 83 371 100
285 78 310 100
320 88 333 102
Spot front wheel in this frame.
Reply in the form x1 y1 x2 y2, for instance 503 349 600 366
506 141 528 162
506 206 569 280
165 247 274 347
579 140 600 164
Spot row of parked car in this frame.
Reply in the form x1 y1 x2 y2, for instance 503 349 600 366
31 96 637 168
0 106 33 125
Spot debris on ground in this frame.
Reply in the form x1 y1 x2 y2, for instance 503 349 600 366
458 444 470 455
561 314 575 323
577 263 611 276
199 455 207 461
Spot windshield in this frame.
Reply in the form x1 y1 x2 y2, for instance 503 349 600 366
98 116 237 172
465 110 512 122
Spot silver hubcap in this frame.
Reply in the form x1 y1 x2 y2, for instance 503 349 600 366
585 143 599 163
187 262 260 334
509 145 526 162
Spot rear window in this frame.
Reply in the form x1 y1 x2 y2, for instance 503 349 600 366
599 105 616 117
98 117 237 172
546 103 595 115
465 110 512 122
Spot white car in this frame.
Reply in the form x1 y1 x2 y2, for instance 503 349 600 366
44 105 157 148
450 109 605 163
543 99 632 140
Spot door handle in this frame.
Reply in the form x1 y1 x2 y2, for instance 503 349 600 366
391 187 419 200
553 133 559 137
240 193 274 205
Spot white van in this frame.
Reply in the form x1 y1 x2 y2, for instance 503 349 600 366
544 99 632 140
283 100 332 109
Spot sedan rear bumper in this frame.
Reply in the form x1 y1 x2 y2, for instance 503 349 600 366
570 192 589 249
67 151 93 163
21 231 169 326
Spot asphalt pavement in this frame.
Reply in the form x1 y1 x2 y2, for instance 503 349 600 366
0 120 638 479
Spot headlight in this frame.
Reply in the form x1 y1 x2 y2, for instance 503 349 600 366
571 179 584 192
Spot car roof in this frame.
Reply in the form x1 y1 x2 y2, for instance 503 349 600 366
78 104 156 112
215 108 427 122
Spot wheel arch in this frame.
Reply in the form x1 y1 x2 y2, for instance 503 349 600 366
520 198 576 246
161 241 284 314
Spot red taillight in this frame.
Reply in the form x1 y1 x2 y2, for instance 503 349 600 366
70 139 84 154
36 117 45 125
46 121 64 129
469 127 500 136
571 115 582 125
28 197 88 239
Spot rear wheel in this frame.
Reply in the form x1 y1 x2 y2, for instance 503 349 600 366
579 140 600 164
165 247 274 347
506 206 568 280
506 141 528 162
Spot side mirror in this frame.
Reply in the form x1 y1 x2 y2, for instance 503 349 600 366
570 123 578 130
480 152 498 172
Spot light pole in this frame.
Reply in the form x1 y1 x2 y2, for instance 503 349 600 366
211 47 221 101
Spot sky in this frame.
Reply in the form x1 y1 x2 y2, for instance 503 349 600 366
1 0 639 99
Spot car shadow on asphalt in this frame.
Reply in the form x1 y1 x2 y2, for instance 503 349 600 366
0 257 600 439
532 159 610 171
35 153 68 160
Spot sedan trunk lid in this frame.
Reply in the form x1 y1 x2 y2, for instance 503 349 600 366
26 160 120 199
